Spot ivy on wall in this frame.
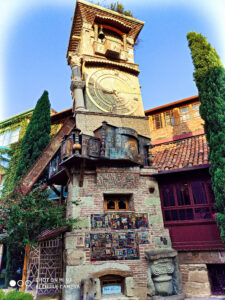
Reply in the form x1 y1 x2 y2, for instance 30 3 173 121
0 116 30 186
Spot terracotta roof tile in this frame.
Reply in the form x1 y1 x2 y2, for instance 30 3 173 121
152 134 209 171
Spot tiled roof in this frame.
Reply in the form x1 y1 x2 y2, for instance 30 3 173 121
145 95 198 115
152 134 209 171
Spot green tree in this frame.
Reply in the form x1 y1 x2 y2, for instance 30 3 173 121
187 31 225 244
0 91 77 287
0 186 74 247
110 2 133 17
15 91 51 180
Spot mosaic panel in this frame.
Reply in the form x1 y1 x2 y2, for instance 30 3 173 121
91 213 148 230
90 232 139 261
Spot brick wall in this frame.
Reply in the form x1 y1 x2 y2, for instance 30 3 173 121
147 101 204 143
64 167 171 300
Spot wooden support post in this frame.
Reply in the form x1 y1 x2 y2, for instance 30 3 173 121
21 244 30 291
64 166 73 183
79 159 86 187
123 34 127 50
94 24 98 41
50 185 61 197
60 185 65 205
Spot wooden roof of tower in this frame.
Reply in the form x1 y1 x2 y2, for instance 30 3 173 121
67 0 145 58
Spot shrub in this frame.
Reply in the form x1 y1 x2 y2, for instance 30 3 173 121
0 289 5 300
4 290 33 300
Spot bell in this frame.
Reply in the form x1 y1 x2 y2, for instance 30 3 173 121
98 26 105 40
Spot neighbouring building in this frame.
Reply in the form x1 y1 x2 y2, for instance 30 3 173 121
0 107 60 289
0 109 34 288
0 109 34 192
0 107 59 191
145 95 225 298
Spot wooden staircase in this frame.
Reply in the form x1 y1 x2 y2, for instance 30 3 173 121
20 117 75 195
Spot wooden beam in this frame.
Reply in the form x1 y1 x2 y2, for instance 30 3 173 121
79 159 86 187
21 244 30 292
64 166 73 184
50 185 61 197
20 117 75 195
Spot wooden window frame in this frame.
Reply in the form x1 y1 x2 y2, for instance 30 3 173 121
104 195 129 211
179 106 191 123
159 178 215 224
100 275 125 295
152 114 163 130
163 110 174 127
192 103 200 118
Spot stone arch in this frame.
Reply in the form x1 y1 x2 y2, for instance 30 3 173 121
91 269 133 278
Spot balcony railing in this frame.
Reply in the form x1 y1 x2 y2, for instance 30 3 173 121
48 123 151 180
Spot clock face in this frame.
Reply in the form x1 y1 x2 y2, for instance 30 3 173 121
86 68 142 115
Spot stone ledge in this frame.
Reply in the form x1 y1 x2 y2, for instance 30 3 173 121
149 293 185 300
75 110 148 120
101 296 139 300
145 248 177 261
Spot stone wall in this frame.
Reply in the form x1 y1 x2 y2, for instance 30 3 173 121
75 111 150 137
64 167 172 300
179 264 211 298
178 250 225 298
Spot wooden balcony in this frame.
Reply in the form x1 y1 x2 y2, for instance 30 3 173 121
48 122 150 185
157 169 224 250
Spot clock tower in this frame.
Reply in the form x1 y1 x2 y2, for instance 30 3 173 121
67 0 150 137
60 2 182 300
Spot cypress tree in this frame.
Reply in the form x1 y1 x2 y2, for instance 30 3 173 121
15 91 51 180
187 31 225 244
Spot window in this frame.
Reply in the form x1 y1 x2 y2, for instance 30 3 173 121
179 106 191 123
162 184 175 207
104 194 130 211
192 103 200 118
101 275 124 296
176 183 191 205
160 178 215 223
10 127 21 144
207 264 225 295
164 110 174 126
0 151 10 169
152 114 162 130
0 127 21 146
0 131 10 146
191 181 207 204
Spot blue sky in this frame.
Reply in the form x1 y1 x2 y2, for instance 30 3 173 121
1 0 225 121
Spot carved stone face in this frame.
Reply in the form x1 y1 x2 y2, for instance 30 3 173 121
151 258 175 276
86 68 142 115
150 258 175 296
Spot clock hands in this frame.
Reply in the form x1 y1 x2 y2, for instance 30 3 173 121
87 69 140 114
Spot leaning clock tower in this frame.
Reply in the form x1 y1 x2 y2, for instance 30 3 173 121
67 0 150 137
61 1 182 300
